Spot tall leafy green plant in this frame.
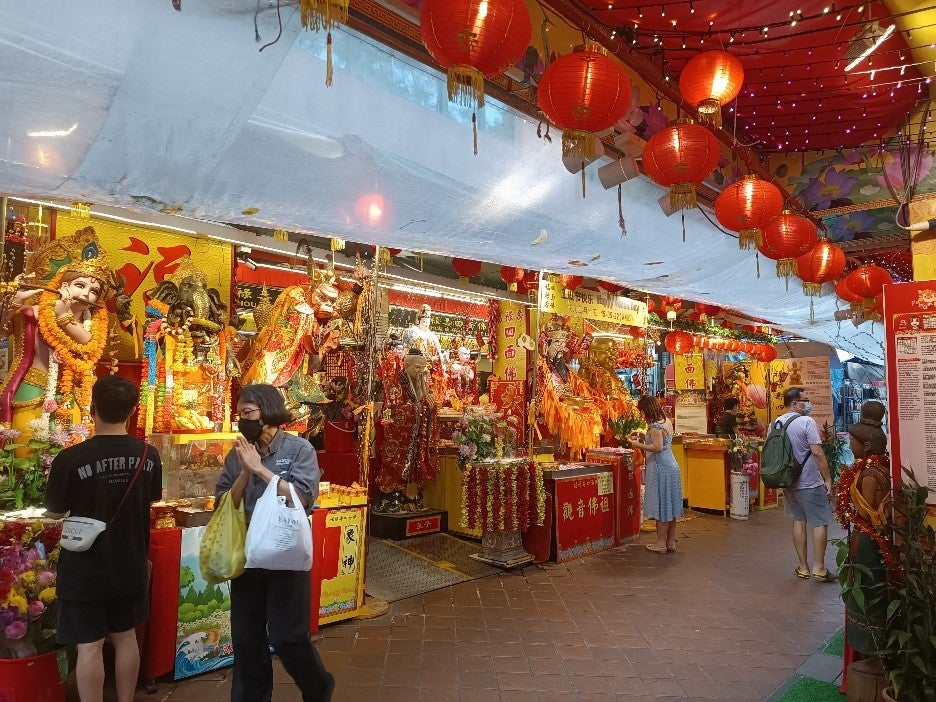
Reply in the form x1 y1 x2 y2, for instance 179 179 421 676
821 422 846 482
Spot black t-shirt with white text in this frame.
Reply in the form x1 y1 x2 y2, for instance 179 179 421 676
45 435 162 601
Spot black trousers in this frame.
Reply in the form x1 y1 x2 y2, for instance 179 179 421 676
229 568 334 702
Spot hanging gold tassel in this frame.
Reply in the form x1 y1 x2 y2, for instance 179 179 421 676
738 227 763 250
330 237 345 252
681 211 686 242
803 282 821 296
756 252 760 278
669 182 697 211
695 98 722 129
777 258 797 282
581 162 586 199
618 184 626 236
562 129 597 159
809 297 815 324
325 32 334 86
472 111 478 156
299 0 348 31
448 66 485 108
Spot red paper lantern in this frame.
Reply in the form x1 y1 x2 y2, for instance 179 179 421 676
836 276 863 305
517 270 540 294
558 274 584 291
714 176 785 249
760 211 818 281
846 265 893 300
664 331 692 355
536 47 632 160
679 50 745 128
499 265 525 292
598 280 624 294
452 257 482 281
643 120 721 212
660 296 683 315
797 241 846 296
420 0 531 110
753 344 778 363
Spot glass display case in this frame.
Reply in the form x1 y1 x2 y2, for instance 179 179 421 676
150 432 237 510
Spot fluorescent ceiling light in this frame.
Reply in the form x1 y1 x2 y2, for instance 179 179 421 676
27 123 78 138
844 24 895 72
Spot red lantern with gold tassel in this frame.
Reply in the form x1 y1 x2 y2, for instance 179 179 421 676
796 240 845 322
499 265 525 292
694 303 721 323
421 0 531 154
643 120 720 227
760 211 818 286
836 276 863 309
845 265 893 300
452 258 482 282
559 274 584 297
679 50 745 128
536 46 632 162
664 331 692 355
715 176 785 250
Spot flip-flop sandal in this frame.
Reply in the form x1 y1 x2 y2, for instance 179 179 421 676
645 544 667 554
795 568 811 579
812 571 837 582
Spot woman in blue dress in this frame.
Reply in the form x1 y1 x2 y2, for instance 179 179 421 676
626 395 684 553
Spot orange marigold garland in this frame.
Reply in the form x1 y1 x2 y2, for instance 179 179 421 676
36 271 110 421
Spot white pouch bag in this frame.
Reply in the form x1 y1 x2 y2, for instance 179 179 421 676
245 476 313 571
60 516 107 552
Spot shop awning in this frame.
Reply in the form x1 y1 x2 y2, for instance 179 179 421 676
0 1 885 364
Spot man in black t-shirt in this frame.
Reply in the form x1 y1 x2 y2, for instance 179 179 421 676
45 375 162 702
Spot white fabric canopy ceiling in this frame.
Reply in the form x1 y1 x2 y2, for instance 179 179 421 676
0 0 885 363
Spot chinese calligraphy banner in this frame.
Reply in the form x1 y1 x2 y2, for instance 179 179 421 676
674 351 705 390
56 212 233 360
488 378 526 448
551 471 614 563
319 507 367 625
493 300 528 382
538 277 648 327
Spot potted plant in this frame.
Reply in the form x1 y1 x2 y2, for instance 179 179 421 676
838 468 936 700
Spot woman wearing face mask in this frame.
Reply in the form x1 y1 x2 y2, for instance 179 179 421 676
214 384 334 702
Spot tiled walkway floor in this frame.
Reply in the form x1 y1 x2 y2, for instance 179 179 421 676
73 506 846 701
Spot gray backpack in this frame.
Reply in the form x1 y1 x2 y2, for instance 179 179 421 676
760 415 806 488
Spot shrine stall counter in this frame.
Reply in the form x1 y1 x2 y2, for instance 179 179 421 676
540 463 615 563
584 448 641 545
141 433 367 681
680 436 731 515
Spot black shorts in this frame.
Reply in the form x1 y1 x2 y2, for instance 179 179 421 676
57 593 149 645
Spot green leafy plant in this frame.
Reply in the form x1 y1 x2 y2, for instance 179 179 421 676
0 422 85 511
837 468 936 700
452 409 513 466
821 422 846 482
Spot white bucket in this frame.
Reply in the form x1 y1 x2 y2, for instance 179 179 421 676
730 472 750 521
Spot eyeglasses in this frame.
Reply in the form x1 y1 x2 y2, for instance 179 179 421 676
235 407 261 421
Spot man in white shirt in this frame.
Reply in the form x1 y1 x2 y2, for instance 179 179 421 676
774 387 835 581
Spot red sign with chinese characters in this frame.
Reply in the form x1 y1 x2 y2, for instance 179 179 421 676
551 471 615 563
586 450 641 545
488 378 526 449
405 514 442 537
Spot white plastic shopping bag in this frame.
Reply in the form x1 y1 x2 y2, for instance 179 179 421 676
245 476 313 571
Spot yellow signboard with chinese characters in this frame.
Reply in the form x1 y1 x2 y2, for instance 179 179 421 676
674 351 705 391
538 277 647 327
318 506 366 625
492 300 528 382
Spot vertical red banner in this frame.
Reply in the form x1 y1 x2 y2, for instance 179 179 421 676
488 378 526 449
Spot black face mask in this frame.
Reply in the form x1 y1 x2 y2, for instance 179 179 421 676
238 418 263 443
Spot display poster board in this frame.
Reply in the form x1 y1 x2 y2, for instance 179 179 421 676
675 390 708 434
722 357 833 438
884 281 936 502
175 526 234 680
319 506 367 624
56 212 233 360
552 471 615 562
538 276 648 327
674 351 705 391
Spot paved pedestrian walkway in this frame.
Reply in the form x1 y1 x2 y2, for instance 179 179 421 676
72 506 845 701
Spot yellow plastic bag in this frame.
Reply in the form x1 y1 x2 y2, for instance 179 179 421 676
199 490 246 584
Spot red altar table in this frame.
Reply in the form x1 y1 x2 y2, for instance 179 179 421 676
542 464 615 563
585 448 642 545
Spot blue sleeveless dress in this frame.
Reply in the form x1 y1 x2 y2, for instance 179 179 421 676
642 421 684 522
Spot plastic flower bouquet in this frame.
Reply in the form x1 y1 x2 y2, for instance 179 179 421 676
0 519 60 659
452 407 513 467
609 408 646 444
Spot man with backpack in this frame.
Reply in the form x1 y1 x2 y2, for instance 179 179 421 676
773 387 835 582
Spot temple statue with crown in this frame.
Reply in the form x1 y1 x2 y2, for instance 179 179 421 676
138 256 238 435
0 226 131 446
